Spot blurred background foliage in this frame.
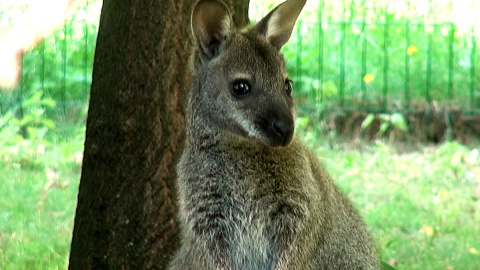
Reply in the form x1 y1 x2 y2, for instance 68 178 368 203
0 0 478 166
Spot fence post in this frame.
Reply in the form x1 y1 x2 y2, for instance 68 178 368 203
404 3 411 109
361 0 368 106
382 4 390 111
448 23 454 100
296 20 302 88
41 40 45 93
18 55 26 138
425 0 433 103
339 3 346 107
84 0 90 97
62 22 67 115
317 0 324 102
470 27 476 109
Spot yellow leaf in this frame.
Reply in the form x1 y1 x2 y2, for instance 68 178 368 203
419 225 434 237
450 151 463 167
407 45 419 56
363 74 375 84
438 188 449 201
469 247 480 255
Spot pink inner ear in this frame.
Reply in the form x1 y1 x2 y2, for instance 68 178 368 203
192 0 232 57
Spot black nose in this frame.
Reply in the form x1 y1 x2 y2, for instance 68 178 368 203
272 118 294 146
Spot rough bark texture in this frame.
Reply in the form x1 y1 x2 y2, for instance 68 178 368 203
68 0 249 269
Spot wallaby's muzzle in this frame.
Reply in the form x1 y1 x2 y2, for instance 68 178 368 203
257 111 295 147
272 117 294 147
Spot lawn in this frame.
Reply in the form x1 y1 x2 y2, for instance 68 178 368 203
0 125 479 269
306 138 480 269
0 164 79 269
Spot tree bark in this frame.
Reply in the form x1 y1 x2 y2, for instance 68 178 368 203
69 0 249 269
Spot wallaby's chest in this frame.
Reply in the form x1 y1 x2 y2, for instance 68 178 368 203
178 139 315 264
181 140 311 223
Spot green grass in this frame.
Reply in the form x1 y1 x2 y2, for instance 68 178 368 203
0 119 82 270
0 163 80 269
1 124 479 269
300 127 480 269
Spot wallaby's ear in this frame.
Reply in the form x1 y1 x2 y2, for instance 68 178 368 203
191 0 232 59
252 0 306 50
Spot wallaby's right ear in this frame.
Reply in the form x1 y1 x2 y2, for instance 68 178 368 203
191 0 232 59
251 0 306 50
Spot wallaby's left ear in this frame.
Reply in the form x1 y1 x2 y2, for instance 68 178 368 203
191 0 232 59
251 0 306 50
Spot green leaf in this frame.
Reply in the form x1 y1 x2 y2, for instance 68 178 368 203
361 114 375 130
0 111 13 128
22 90 44 108
390 113 408 132
379 122 390 135
378 113 390 122
322 80 338 98
381 261 397 270
296 116 310 129
19 115 34 126
41 119 56 129
41 98 57 108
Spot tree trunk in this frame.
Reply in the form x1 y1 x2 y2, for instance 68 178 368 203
68 0 249 269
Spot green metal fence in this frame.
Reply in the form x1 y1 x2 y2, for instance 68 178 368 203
283 0 480 113
1 0 479 123
0 1 98 123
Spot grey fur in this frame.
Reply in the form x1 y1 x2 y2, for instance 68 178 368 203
169 0 380 269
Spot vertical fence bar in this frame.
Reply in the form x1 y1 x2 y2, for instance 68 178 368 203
404 0 411 108
470 27 476 109
317 0 324 102
41 41 45 92
296 20 303 100
361 0 368 106
404 21 411 108
19 54 25 103
382 4 389 111
448 23 454 100
84 0 89 96
425 0 433 103
62 22 67 115
426 32 432 103
339 3 346 106
18 55 26 138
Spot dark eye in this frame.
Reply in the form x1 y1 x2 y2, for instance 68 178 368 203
232 80 251 97
285 79 293 95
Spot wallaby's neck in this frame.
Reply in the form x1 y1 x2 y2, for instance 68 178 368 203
184 76 222 149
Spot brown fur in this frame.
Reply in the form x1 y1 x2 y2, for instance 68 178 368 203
169 0 379 269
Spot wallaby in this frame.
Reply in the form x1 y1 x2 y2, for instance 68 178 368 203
169 0 379 269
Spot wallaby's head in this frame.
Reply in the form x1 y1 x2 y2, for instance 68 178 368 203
189 0 306 147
